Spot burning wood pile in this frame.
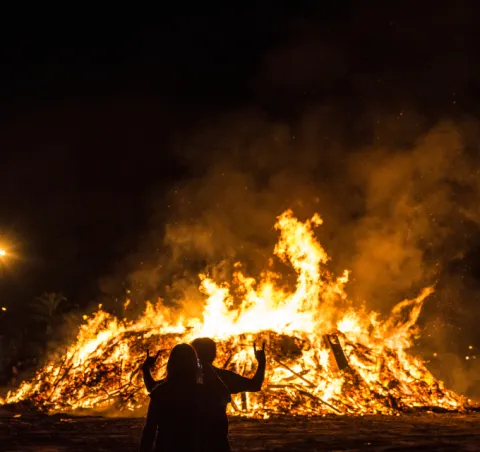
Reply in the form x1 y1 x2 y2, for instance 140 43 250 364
0 210 471 417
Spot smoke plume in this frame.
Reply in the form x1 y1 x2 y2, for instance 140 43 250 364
98 12 480 396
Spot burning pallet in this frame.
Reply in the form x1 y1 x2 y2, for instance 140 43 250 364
323 334 349 371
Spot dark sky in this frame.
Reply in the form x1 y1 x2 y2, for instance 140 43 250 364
1 2 480 315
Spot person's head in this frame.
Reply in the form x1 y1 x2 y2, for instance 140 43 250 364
191 337 216 365
166 343 198 384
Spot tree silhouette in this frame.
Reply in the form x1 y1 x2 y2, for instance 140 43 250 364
31 292 68 337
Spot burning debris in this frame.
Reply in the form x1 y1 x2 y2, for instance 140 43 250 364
0 210 471 417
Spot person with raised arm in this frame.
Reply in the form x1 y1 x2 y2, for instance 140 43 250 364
140 343 206 452
142 337 266 451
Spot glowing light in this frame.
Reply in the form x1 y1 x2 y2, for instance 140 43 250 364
1 307 6 311
0 249 6 257
0 210 469 416
469 345 473 350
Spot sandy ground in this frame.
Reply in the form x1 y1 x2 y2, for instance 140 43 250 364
1 413 480 451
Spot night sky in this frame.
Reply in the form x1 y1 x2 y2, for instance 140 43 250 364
0 6 322 303
1 3 480 369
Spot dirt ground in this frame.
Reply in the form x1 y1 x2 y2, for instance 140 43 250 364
1 412 479 451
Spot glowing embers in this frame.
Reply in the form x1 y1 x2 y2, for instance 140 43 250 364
0 210 470 416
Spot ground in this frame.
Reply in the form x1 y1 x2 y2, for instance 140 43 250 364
1 412 479 451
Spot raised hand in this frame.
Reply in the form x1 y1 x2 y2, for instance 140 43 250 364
253 341 266 365
142 349 160 371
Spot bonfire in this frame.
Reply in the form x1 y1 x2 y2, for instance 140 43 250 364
0 210 470 417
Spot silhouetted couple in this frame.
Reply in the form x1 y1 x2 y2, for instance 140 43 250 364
139 337 266 452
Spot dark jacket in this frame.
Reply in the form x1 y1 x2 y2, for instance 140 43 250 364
140 380 206 452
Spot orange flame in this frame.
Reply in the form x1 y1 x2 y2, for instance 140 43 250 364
0 210 468 416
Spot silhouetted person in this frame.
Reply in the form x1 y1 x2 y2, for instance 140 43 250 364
139 343 207 452
143 337 266 451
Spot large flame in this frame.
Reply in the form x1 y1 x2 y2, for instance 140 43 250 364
0 210 468 416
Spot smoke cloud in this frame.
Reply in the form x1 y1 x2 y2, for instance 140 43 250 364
120 113 480 313
98 13 480 396
109 112 480 396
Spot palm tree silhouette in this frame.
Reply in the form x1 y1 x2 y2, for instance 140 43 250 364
31 292 68 337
